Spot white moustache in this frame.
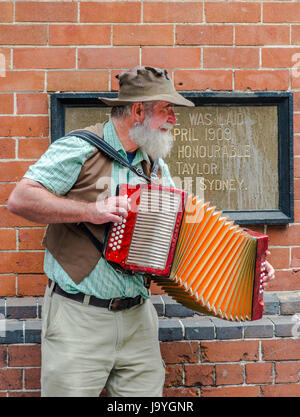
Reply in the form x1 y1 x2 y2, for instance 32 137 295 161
161 123 174 130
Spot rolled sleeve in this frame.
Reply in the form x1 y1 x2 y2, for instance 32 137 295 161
24 136 95 195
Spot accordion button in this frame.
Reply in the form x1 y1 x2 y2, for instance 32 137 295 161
109 243 113 248
118 240 122 244
112 247 116 251
119 234 123 239
117 245 121 249
123 218 127 223
114 223 118 226
122 225 125 229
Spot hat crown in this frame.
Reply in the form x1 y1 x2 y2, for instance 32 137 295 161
117 66 175 99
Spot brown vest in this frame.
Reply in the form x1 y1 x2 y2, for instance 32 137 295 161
42 122 162 284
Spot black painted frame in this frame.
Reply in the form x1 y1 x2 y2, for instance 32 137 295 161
50 92 294 225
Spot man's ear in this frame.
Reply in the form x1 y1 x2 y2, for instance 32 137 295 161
131 102 145 123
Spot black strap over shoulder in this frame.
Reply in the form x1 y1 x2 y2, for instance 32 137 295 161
65 129 154 184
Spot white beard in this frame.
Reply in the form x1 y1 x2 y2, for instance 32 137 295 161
129 115 174 160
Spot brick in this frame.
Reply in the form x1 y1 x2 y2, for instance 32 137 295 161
17 93 48 115
215 364 243 386
0 252 44 274
205 2 260 23
0 347 7 367
14 48 76 70
210 317 243 340
0 162 33 183
261 384 300 397
81 2 141 23
182 318 215 340
0 116 49 137
142 47 201 69
0 275 16 297
7 345 41 367
0 25 47 45
0 2 13 23
8 391 40 397
269 315 297 338
243 318 274 338
262 339 300 361
24 319 42 343
292 26 300 45
150 280 165 295
204 47 259 68
163 387 199 397
176 25 233 46
294 114 300 135
292 70 300 89
25 368 41 390
0 229 16 250
0 369 22 390
15 1 77 23
245 362 273 384
49 24 110 46
0 206 44 227
277 291 300 315
201 385 259 397
18 138 49 160
266 269 300 292
160 341 199 364
145 2 202 23
184 364 214 387
200 340 259 363
0 71 44 92
275 361 300 384
47 70 108 92
295 92 300 111
151 295 164 316
236 25 290 46
175 70 232 91
292 248 300 269
78 47 139 69
164 364 183 387
114 25 173 46
19 229 45 250
267 225 300 247
235 69 289 90
17 274 48 297
263 3 300 23
162 295 194 317
263 292 280 315
0 320 23 344
268 247 290 269
295 179 300 200
262 48 300 68
0 94 14 114
0 138 15 159
159 319 183 341
0 48 11 72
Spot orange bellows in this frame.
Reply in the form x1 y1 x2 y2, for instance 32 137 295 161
153 194 262 321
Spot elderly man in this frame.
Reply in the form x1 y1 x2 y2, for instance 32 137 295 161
8 66 275 397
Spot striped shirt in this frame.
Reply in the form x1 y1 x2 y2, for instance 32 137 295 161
24 119 174 299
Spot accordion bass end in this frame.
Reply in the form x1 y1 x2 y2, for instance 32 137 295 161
104 184 269 322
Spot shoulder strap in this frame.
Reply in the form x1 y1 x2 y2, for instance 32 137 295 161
65 129 153 184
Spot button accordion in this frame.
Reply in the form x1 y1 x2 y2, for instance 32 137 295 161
104 184 268 321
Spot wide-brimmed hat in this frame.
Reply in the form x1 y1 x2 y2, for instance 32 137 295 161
99 66 194 107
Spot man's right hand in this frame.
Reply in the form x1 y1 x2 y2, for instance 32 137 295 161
87 196 130 225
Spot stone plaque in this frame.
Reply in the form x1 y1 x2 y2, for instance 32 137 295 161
65 105 279 212
166 106 279 211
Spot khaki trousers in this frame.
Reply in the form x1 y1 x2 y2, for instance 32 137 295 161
41 284 165 397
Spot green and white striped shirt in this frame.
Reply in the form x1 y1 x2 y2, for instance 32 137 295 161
24 119 174 299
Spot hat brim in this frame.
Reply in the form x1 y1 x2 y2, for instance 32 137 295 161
98 93 195 107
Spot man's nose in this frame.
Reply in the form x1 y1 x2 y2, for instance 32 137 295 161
168 109 177 125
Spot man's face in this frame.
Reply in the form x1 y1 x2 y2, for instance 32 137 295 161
129 101 176 160
148 101 177 132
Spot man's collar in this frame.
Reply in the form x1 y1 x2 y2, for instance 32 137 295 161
104 118 151 165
